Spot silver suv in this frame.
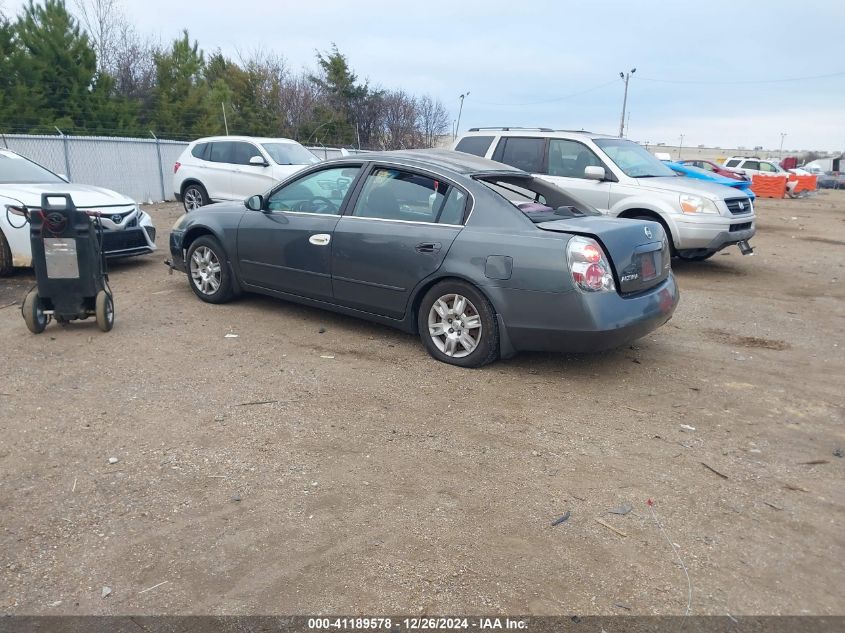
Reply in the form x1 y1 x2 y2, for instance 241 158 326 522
454 128 755 261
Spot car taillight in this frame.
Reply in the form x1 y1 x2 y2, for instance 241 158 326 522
567 236 615 293
173 162 181 173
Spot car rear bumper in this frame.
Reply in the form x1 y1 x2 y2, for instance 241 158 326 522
492 273 679 354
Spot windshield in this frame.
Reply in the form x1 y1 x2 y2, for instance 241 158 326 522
593 138 676 178
0 151 64 184
261 143 320 166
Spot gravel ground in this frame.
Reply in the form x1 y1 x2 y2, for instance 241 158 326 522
1 192 843 616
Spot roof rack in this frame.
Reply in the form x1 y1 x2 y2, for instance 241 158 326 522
467 127 554 132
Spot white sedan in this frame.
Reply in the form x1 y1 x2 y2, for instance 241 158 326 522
0 149 156 275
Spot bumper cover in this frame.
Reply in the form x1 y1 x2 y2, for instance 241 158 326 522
102 226 156 258
674 216 756 252
494 274 679 354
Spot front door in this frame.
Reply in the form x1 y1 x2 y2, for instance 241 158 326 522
229 141 276 199
332 166 467 319
541 138 612 212
236 165 362 301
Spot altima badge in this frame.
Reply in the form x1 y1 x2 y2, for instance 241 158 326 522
644 227 653 239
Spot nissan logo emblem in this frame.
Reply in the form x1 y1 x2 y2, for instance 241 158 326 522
644 226 653 239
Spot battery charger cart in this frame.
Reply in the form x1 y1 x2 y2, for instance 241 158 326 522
22 193 114 334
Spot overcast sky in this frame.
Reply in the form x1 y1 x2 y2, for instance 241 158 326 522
5 0 845 150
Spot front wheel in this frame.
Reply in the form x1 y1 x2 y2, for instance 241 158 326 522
675 250 715 262
186 236 235 303
23 289 47 334
0 230 12 277
95 290 114 332
418 281 499 368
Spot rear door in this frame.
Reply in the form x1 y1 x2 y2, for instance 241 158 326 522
236 164 363 301
205 141 236 200
331 165 468 319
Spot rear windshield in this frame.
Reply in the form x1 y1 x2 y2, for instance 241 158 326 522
0 151 64 184
455 136 494 157
475 174 601 223
261 143 320 166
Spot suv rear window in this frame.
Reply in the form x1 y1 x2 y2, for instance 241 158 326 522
191 143 209 159
455 136 494 158
725 159 741 167
492 137 545 173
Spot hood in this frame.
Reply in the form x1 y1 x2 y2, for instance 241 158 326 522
0 182 136 210
635 176 751 201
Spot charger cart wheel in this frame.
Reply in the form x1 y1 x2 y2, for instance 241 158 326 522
23 288 47 334
95 290 114 332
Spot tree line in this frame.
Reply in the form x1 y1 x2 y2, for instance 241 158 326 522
0 0 451 148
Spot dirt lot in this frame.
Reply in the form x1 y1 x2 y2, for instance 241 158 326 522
1 192 843 617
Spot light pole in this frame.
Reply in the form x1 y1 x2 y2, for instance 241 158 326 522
678 134 684 160
618 68 636 138
455 92 470 139
779 132 787 159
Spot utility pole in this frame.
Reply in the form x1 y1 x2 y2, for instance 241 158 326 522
454 92 470 140
618 68 636 138
678 134 684 160
222 102 229 136
779 132 787 158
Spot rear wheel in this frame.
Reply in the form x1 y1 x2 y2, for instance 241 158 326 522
23 289 47 334
182 183 208 212
187 236 235 303
0 230 12 276
95 290 114 332
418 281 499 368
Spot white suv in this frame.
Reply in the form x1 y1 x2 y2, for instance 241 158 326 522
722 156 797 195
173 136 320 212
454 128 755 261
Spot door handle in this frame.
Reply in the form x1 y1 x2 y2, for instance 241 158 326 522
309 233 331 246
415 242 441 253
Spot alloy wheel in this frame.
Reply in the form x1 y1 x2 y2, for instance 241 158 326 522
184 187 203 211
190 246 222 295
427 293 482 358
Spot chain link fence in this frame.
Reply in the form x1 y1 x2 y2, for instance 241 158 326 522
1 133 372 203
1 132 187 203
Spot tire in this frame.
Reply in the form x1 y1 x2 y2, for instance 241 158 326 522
23 289 47 334
95 290 114 332
186 235 235 303
0 229 12 277
676 250 715 262
182 183 208 213
418 280 499 368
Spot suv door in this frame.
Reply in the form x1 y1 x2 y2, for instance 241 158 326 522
229 141 276 198
331 165 467 319
205 141 236 200
537 138 612 211
236 165 363 301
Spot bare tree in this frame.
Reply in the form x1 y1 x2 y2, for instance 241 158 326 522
73 0 128 74
416 95 450 148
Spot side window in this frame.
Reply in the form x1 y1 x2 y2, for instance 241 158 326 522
191 143 209 159
493 137 546 173
232 142 262 166
548 139 603 178
208 142 233 163
743 161 760 170
266 166 360 214
435 188 467 225
352 168 449 222
455 136 494 157
759 162 777 173
700 162 714 171
725 159 741 167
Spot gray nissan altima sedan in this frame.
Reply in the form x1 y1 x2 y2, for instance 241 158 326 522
168 149 678 367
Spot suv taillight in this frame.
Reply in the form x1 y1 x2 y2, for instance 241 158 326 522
173 162 181 174
567 236 615 293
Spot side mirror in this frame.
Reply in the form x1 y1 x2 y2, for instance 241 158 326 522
245 194 264 211
584 166 606 181
249 155 268 166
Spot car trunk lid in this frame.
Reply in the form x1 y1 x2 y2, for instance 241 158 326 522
537 216 670 295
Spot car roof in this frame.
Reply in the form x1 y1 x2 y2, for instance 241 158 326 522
460 128 616 140
322 148 527 177
191 136 299 144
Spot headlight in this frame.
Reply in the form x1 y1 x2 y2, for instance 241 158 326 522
679 194 719 214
